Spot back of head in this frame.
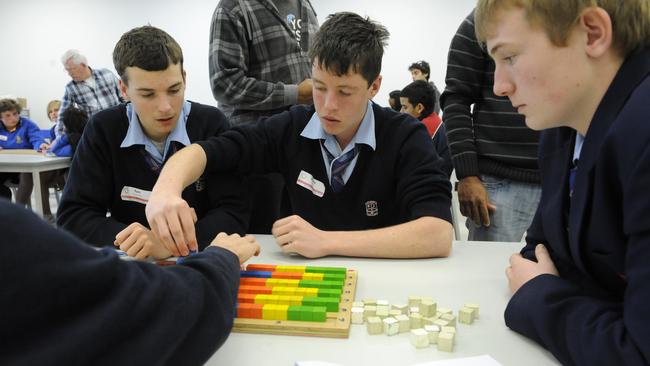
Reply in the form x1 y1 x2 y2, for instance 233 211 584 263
389 90 402 111
408 61 431 81
113 25 184 85
308 12 389 86
401 80 435 118
61 49 88 66
61 107 88 151
475 0 650 57
0 98 21 115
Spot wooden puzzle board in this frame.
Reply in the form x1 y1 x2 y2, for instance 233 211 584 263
232 268 358 338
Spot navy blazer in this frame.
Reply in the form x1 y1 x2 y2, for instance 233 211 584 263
505 48 650 365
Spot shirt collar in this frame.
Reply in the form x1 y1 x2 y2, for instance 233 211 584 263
121 101 192 155
300 100 376 154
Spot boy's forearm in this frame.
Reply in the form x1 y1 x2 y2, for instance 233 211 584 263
324 216 453 259
156 144 208 194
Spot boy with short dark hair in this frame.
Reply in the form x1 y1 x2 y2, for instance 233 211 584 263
146 12 453 260
57 26 249 260
400 80 451 177
475 0 650 364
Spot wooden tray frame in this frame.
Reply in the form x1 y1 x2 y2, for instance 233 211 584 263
233 269 358 338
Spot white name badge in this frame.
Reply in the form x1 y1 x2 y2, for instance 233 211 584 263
0 135 7 141
120 186 151 205
296 170 325 198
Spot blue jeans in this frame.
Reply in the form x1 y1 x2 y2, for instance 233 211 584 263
466 174 541 242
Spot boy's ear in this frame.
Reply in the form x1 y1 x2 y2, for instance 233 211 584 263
415 103 425 116
118 79 130 101
368 75 382 98
579 7 614 58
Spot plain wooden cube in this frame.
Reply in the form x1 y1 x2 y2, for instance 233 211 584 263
438 307 453 315
410 328 429 348
424 324 440 344
376 307 390 319
419 300 437 317
442 326 456 335
352 301 364 308
465 303 480 319
395 314 410 333
422 316 437 326
351 307 364 324
434 319 449 328
363 298 377 306
383 317 399 336
441 313 456 327
364 305 377 320
367 316 383 335
409 306 420 315
408 296 422 307
459 307 474 324
392 304 408 314
389 309 402 318
409 313 423 329
437 332 455 352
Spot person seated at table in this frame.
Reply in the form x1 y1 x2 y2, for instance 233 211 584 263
0 98 44 207
400 80 452 177
145 12 453 259
56 25 250 260
474 0 650 364
0 199 260 365
46 106 87 157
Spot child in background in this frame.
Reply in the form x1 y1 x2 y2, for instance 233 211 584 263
47 107 87 157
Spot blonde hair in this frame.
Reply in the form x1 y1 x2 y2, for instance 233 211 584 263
46 100 61 115
475 0 650 57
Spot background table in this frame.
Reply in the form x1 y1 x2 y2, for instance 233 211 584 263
206 238 559 366
0 149 70 216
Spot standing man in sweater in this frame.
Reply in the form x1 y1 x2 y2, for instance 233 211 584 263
440 10 541 242
57 26 249 259
209 0 319 233
146 12 453 260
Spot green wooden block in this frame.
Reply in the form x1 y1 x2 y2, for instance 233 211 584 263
287 306 302 321
311 306 327 322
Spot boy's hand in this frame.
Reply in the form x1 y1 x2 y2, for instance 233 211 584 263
114 222 171 260
210 232 260 264
146 190 198 257
271 215 330 258
458 176 497 227
506 244 559 294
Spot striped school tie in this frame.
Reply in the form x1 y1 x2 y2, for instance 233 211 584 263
322 141 357 193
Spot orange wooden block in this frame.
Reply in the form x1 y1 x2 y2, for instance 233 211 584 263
240 278 268 286
272 272 304 280
239 285 273 294
246 264 277 272
238 303 263 319
237 293 257 304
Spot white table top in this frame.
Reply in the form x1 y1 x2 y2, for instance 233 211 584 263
206 238 559 366
0 150 70 172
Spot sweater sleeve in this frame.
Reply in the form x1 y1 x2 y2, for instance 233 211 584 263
208 5 295 111
439 11 485 179
0 201 240 366
56 115 128 245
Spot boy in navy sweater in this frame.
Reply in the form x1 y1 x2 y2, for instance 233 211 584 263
1 199 259 366
146 12 452 259
57 26 249 259
475 0 650 364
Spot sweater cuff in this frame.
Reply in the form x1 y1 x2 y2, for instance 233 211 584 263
452 153 480 179
284 84 299 106
201 245 241 268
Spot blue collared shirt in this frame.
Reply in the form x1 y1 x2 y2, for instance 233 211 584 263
300 100 376 184
573 133 584 164
120 101 192 164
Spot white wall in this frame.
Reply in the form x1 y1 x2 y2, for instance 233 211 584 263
1 0 476 127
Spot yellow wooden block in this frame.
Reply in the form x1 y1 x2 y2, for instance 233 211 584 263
262 304 274 320
277 304 289 320
255 294 269 304
303 288 318 296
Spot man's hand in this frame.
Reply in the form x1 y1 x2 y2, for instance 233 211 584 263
39 143 51 152
297 78 313 104
271 215 331 258
145 191 198 257
114 222 171 260
506 244 559 294
210 232 260 264
457 176 497 227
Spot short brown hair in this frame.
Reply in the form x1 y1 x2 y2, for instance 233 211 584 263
0 98 21 115
113 25 183 85
475 0 650 57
